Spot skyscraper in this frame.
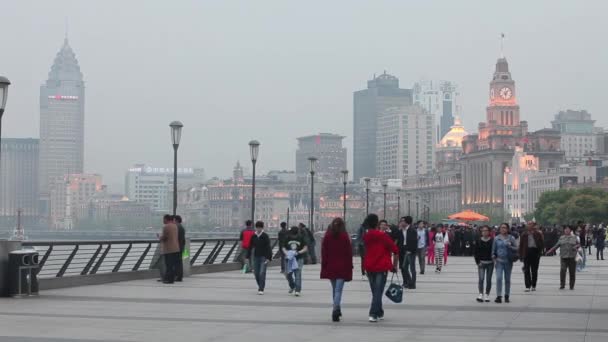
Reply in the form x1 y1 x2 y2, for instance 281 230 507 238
0 138 39 227
296 133 347 183
39 37 85 213
551 109 597 161
413 80 462 142
376 105 435 180
353 72 412 181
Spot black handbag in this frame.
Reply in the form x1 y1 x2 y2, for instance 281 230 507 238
384 273 404 303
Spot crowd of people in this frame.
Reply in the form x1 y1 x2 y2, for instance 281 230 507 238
158 213 608 323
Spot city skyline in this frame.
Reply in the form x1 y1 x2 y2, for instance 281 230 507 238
2 1 607 191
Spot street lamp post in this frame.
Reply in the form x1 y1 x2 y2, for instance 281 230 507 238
169 121 183 216
0 76 11 170
407 194 411 216
249 140 260 222
381 180 388 219
308 157 318 232
396 189 402 221
341 170 348 221
416 196 420 221
364 177 371 216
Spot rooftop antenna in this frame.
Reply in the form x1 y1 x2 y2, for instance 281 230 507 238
65 17 69 41
500 33 505 58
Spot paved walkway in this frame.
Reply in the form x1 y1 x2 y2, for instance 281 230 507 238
1 255 607 342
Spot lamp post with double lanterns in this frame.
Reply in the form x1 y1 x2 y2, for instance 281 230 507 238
341 170 348 221
169 121 183 215
381 180 388 219
396 189 402 221
249 140 260 222
364 177 371 216
308 157 318 231
0 76 11 170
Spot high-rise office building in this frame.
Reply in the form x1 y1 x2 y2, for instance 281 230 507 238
551 110 597 161
376 105 435 180
413 80 462 142
39 38 85 212
0 138 39 226
295 133 347 183
353 72 412 181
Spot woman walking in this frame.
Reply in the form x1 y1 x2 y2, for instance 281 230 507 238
320 218 353 322
492 223 517 303
362 214 399 323
547 225 580 290
473 225 494 303
434 226 447 273
427 226 436 265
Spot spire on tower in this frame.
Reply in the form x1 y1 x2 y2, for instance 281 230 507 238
500 33 505 58
65 17 69 42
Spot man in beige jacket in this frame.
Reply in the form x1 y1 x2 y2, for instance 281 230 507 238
159 214 180 284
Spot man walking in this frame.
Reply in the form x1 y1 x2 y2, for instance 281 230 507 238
158 214 180 284
519 221 544 292
399 216 418 289
417 221 428 275
278 222 289 273
246 221 273 295
239 220 255 273
174 215 186 282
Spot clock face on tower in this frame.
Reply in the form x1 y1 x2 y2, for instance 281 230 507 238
499 87 512 100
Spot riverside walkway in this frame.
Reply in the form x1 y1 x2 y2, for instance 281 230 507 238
1 256 607 342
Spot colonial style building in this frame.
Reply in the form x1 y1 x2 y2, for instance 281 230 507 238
461 55 564 216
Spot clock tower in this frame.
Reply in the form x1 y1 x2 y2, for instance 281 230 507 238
486 57 519 127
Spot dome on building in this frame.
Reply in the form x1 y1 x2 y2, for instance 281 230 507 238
439 117 468 148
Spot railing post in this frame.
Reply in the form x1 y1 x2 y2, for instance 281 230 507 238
81 244 102 275
222 241 239 264
190 241 206 266
90 244 111 275
112 244 132 273
133 243 152 271
208 241 226 264
203 241 221 265
57 245 79 278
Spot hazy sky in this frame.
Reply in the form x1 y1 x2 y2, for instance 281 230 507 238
1 1 606 192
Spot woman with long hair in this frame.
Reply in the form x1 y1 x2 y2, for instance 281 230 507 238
362 213 399 323
321 218 353 322
434 225 447 273
473 225 494 303
492 223 518 303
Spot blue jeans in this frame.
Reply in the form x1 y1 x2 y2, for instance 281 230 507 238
330 279 345 310
253 256 268 290
478 263 494 295
286 258 304 292
495 260 513 297
367 272 387 318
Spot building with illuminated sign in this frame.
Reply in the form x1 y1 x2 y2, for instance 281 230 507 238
124 164 205 212
353 72 413 181
0 139 39 227
296 133 347 183
39 38 86 213
461 55 564 216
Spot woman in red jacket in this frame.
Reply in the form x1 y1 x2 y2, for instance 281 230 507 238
362 214 399 323
321 217 353 322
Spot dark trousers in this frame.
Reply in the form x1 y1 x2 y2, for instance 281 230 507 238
597 247 605 260
401 252 416 287
175 249 184 281
163 252 180 283
367 272 387 319
252 256 268 291
358 245 366 276
560 257 576 289
523 248 541 289
477 262 494 295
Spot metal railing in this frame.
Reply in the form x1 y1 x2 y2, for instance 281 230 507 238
22 238 281 279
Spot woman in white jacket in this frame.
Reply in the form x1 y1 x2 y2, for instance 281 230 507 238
435 225 449 273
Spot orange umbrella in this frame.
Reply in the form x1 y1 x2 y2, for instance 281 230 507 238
448 210 490 222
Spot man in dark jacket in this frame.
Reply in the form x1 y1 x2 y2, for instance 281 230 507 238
174 215 186 282
398 216 418 289
519 221 545 291
246 221 273 295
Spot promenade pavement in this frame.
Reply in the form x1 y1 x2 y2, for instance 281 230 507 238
1 254 607 342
